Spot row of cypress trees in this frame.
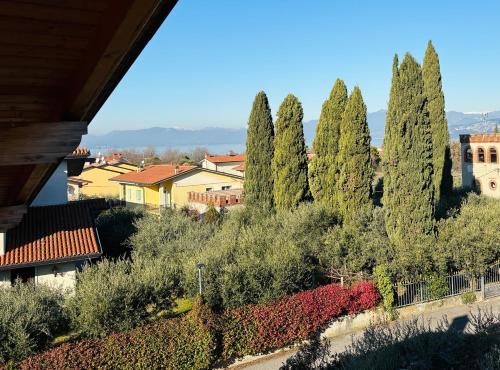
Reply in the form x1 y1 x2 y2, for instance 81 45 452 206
244 92 311 211
244 82 373 224
383 41 452 267
244 41 451 255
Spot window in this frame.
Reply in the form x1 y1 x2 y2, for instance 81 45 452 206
222 186 231 191
464 147 473 163
205 187 213 192
489 148 497 163
489 180 497 191
477 148 485 163
135 190 141 202
11 267 35 285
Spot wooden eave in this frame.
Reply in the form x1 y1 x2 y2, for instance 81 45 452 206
0 0 177 230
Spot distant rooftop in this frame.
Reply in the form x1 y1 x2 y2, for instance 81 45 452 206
110 164 196 185
460 133 500 143
204 153 245 163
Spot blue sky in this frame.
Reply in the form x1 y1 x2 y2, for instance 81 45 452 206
91 0 500 134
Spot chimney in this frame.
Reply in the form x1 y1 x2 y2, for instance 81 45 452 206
0 232 6 256
175 165 179 175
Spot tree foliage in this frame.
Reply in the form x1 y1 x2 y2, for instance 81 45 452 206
309 79 348 209
244 91 275 210
337 87 373 224
435 194 500 275
272 94 311 209
67 257 175 338
382 53 435 270
423 40 453 203
0 284 65 364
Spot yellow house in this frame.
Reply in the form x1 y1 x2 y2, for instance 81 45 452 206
74 160 138 199
110 164 244 210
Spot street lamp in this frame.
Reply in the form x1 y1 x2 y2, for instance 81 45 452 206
196 262 205 295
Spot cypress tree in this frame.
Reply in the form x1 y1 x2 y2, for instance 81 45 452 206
244 91 275 210
272 94 311 209
383 53 434 249
337 87 373 224
382 55 400 236
423 40 453 202
309 79 348 209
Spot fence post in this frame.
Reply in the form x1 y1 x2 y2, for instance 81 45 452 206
480 275 485 300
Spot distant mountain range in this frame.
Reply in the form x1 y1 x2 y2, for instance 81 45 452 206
82 110 500 150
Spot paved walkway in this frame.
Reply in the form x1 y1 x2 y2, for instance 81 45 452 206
230 296 500 370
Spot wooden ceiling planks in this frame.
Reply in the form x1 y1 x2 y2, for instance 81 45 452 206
0 0 178 225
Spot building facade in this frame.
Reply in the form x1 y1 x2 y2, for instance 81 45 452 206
460 133 500 197
111 165 244 211
201 153 245 177
74 158 138 199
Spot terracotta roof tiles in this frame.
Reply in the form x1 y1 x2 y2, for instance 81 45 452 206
205 154 245 163
0 201 103 268
110 164 196 185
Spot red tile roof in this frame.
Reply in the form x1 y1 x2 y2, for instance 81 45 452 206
110 165 196 185
233 163 245 171
460 133 500 143
104 153 124 162
0 201 103 268
205 154 245 163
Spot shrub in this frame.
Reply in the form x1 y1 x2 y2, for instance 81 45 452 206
427 272 448 299
20 297 216 370
435 193 500 275
348 280 380 314
67 257 175 337
461 291 477 305
203 204 222 224
95 207 143 258
220 281 379 359
320 207 392 275
372 264 395 316
0 283 65 364
183 204 336 309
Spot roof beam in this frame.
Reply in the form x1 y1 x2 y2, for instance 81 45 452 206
0 121 87 165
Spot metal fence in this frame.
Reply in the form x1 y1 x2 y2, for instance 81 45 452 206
393 261 500 307
484 261 500 285
393 273 480 308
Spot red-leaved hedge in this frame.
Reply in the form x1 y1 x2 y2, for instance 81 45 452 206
18 281 379 369
221 280 380 359
19 299 216 370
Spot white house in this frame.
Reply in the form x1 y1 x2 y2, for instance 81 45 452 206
200 153 245 177
0 147 103 289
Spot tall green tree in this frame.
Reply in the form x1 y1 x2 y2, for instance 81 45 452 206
423 40 453 203
337 87 373 224
382 55 400 229
272 94 311 209
244 91 275 210
309 79 348 209
383 53 435 267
